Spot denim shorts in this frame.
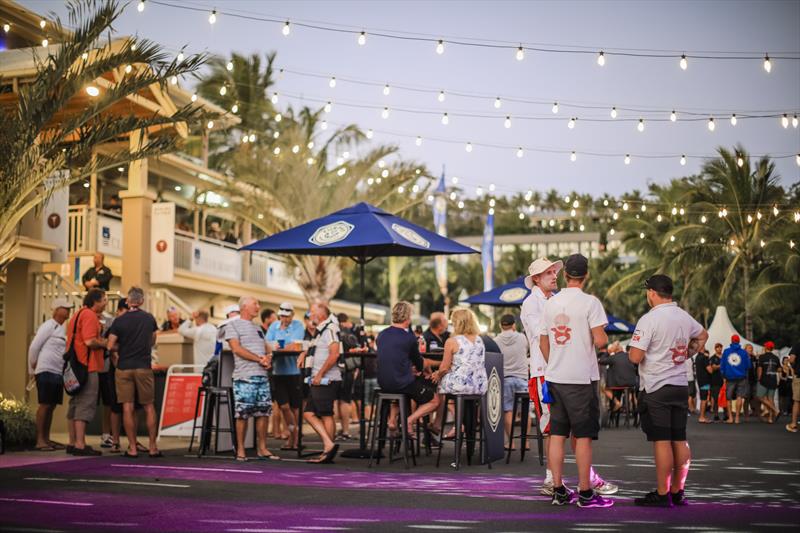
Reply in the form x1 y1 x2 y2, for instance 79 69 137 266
503 376 530 412
233 375 272 419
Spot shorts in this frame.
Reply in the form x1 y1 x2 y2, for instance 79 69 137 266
397 376 436 406
639 385 688 441
363 378 378 406
528 376 551 435
756 383 776 398
792 378 800 402
271 374 303 409
304 381 341 417
698 383 710 392
547 381 600 440
98 370 117 406
233 375 272 419
115 368 155 405
687 381 696 396
36 372 64 405
337 370 355 402
503 376 528 412
710 385 722 402
67 372 99 422
726 379 749 400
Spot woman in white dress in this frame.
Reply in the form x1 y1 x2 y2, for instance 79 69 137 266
433 308 488 395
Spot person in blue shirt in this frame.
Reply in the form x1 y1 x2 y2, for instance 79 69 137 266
266 302 306 449
721 335 751 424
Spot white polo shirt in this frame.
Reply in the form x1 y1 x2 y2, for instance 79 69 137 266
629 302 704 393
520 286 548 377
539 287 607 385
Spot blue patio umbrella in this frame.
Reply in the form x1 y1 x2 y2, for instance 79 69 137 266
462 277 636 334
241 202 478 456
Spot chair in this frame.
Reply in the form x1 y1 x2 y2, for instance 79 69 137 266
505 391 544 465
368 392 416 469
189 385 237 457
436 393 491 470
605 386 637 428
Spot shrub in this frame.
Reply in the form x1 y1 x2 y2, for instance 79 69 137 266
0 393 36 448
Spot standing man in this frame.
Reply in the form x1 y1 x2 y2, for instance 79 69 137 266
107 287 160 458
266 303 305 450
28 298 73 451
538 254 614 508
493 314 530 448
708 344 724 421
66 288 107 456
628 275 708 507
521 257 617 497
81 252 113 291
694 349 712 423
757 341 781 423
178 310 218 367
787 342 800 433
720 335 751 424
303 303 342 464
423 312 450 351
225 296 277 461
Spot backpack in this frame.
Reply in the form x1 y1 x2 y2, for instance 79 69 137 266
63 309 90 396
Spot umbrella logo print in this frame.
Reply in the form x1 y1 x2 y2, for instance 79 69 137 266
391 223 431 248
309 221 355 246
487 367 502 433
499 287 528 302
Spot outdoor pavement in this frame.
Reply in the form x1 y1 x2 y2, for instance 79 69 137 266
1 416 798 532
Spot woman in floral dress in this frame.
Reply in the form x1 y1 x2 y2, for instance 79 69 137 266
433 308 488 395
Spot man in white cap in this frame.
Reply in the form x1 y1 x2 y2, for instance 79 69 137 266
520 257 618 498
28 298 74 451
266 302 305 450
217 304 241 352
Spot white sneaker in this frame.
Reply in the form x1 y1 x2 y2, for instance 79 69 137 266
540 479 555 496
100 434 113 448
592 476 619 495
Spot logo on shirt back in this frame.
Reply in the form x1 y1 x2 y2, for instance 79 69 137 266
728 353 742 367
551 313 572 345
668 334 689 365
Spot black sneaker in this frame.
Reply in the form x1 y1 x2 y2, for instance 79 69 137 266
670 490 689 506
578 491 615 508
634 490 673 507
551 486 576 506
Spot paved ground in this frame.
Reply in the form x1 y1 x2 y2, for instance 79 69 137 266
1 416 798 533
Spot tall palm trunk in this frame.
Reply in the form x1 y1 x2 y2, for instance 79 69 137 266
743 258 753 340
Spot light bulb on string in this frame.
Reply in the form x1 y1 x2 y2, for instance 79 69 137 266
519 213 526 220
781 114 789 128
708 117 715 131
622 202 629 211
124 64 132 74
568 117 576 129
489 197 496 206
610 228 616 236
640 232 646 239
438 90 445 102
415 136 422 146
773 205 779 216
271 92 279 104
637 119 644 132
449 191 457 201
458 201 465 209
671 206 678 215
597 50 605 66
570 151 577 162
603 199 609 206
226 61 233 71
516 147 524 158
41 38 48 47
85 86 100 97
231 102 238 113
381 107 390 119
219 85 227 96
763 54 771 73
282 21 290 36
552 102 559 114
516 46 524 61
494 97 502 109
792 114 798 128
366 129 373 139
436 40 444 55
679 54 688 70
790 241 796 249
476 186 483 196
137 0 145 13
275 113 282 122
613 212 619 220
358 31 366 46
794 212 800 222
39 19 46 29
610 107 617 118
292 145 300 153
670 110 677 122
737 155 744 167
383 84 390 96
329 77 336 88
504 116 512 128
656 214 663 222
208 10 217 25
680 155 686 166
176 51 185 62
756 211 762 220
641 204 647 212
573 199 580 208
700 215 707 223
206 120 214 129
489 184 496 192
190 92 197 102
670 235 676 242
730 114 737 126
679 207 685 215
320 120 327 130
489 208 495 216
700 237 706 244
324 101 332 113
441 113 449 125
624 154 631 165
465 142 473 153
747 214 753 224
452 177 459 185
3 23 10 33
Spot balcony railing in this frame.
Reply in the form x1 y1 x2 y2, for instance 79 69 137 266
68 205 122 256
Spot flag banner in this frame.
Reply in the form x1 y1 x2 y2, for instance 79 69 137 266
433 173 448 295
481 211 495 291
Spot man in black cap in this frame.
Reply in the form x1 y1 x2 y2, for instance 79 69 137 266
539 254 613 508
629 274 708 507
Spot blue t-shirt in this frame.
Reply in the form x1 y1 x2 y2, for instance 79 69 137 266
376 326 423 392
721 343 751 380
266 319 305 375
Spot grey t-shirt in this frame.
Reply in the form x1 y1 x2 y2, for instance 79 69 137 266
224 318 268 380
311 321 342 382
494 330 529 380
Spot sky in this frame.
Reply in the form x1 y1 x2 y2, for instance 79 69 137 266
21 0 800 199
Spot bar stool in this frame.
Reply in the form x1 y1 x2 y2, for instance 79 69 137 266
368 392 416 469
436 393 491 470
189 385 237 457
505 391 544 465
606 386 636 428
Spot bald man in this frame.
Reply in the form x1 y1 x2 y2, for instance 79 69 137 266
82 253 113 291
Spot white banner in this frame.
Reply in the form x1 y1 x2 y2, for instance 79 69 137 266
41 171 70 263
150 202 175 284
97 214 122 257
191 240 242 281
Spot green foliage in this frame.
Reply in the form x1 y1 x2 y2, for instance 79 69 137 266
0 393 36 448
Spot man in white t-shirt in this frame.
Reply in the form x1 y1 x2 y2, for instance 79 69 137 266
538 254 613 508
628 275 708 508
178 310 218 366
521 257 618 498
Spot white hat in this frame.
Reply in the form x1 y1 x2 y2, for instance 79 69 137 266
278 302 294 317
51 297 75 310
524 257 563 289
223 304 240 317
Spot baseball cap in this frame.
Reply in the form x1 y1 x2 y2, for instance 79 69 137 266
764 341 775 350
278 302 294 317
523 257 564 289
564 253 589 278
644 274 674 295
499 314 516 326
223 304 240 317
51 297 75 310
731 334 740 343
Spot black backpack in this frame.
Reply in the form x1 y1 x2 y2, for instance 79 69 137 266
63 309 90 396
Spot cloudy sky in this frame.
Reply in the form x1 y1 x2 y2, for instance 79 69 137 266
23 0 800 198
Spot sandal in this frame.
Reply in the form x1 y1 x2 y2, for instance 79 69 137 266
47 441 67 450
235 456 248 462
123 451 139 458
148 451 164 458
34 445 56 452
257 453 281 461
307 444 339 464
135 443 148 453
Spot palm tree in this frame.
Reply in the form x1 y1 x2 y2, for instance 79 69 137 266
0 0 206 271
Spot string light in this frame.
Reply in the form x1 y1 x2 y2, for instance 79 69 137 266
415 136 423 146
207 120 214 129
597 51 605 66
177 51 185 61
329 76 336 88
657 214 663 222
465 142 473 153
366 129 373 139
226 61 233 71
476 186 484 196
519 213 526 220
730 114 737 126
515 46 524 61
489 184 496 192
701 215 707 223
191 92 197 102
641 204 647 212
756 211 762 220
358 31 366 46
679 54 688 70
124 64 132 74
438 90 446 102
793 115 799 128
781 114 789 128
612 212 619 220
747 214 753 223
552 102 559 114
624 154 631 165
504 116 512 128
39 19 46 29
610 107 618 119
324 101 332 113
708 117 715 131
3 23 9 33
85 86 100 97
208 9 217 25
516 147 524 158
637 119 645 132
494 97 502 109
137 0 145 12
282 21 290 36
292 144 300 153
671 207 678 215
570 151 577 162
441 112 449 125
700 237 706 244
773 205 779 216
670 235 676 242
603 199 609 206
41 38 48 47
271 92 279 104
489 208 495 216
679 207 685 215
763 54 771 73
219 85 227 96
383 84 390 96
680 155 686 166
568 117 576 129
623 202 629 211
436 40 444 55
670 110 677 122
452 177 459 184
737 154 744 167
640 232 646 239
458 200 465 209
381 106 390 119
169 75 178 85
609 228 616 236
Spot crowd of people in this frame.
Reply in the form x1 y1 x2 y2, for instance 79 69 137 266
26 252 800 509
